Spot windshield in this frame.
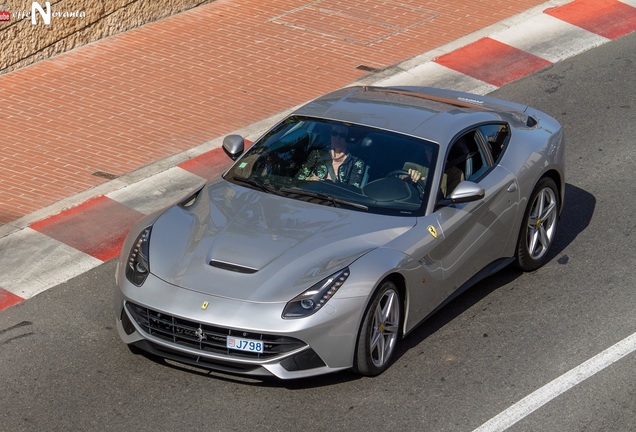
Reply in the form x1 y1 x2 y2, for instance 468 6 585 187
224 116 439 216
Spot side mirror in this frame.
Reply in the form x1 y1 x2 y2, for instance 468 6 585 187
222 135 245 161
438 181 485 206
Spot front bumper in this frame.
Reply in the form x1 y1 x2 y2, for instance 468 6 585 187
115 273 366 379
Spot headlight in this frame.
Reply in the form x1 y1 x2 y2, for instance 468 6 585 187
282 268 350 318
125 227 152 286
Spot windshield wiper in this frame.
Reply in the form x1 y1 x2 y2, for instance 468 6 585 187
231 177 277 194
279 187 368 211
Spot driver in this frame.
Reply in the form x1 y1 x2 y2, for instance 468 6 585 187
297 124 367 188
401 145 434 184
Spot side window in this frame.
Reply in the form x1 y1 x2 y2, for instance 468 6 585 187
478 123 510 163
441 131 489 198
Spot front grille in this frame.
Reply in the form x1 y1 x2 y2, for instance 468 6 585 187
126 302 305 360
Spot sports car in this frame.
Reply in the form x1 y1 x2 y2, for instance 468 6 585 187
114 86 565 379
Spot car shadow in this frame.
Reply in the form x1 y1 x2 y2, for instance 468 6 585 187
137 183 595 389
549 182 596 258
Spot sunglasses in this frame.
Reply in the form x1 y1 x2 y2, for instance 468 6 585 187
331 130 347 138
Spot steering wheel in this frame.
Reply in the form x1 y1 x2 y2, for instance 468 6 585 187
386 169 426 196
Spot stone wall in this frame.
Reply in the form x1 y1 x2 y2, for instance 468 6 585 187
0 0 215 74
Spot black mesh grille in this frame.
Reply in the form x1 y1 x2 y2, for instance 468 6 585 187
126 302 305 360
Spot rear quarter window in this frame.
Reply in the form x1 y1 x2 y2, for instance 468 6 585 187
478 123 510 163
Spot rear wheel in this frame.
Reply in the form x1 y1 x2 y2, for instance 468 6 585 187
516 177 559 271
353 280 401 376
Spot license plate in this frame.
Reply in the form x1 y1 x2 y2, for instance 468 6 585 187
227 336 264 353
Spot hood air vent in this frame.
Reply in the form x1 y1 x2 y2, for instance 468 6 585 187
209 260 258 274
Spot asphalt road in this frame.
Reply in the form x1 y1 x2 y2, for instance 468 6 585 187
1 32 635 432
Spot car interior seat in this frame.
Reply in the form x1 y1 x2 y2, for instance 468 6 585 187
441 139 470 198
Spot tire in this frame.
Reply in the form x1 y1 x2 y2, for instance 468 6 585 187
353 280 401 376
515 177 560 271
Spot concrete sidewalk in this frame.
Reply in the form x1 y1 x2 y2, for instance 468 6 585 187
1 0 636 310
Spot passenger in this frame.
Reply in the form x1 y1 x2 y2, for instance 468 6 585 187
297 124 366 188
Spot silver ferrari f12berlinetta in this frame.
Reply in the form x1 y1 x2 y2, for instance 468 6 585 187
115 86 565 379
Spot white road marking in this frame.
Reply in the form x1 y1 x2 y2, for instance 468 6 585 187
472 331 636 432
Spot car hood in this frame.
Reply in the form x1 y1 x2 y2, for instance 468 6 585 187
148 181 414 302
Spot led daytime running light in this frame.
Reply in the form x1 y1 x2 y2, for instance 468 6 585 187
283 268 350 318
125 227 152 286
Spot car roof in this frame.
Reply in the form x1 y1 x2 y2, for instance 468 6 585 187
293 86 531 144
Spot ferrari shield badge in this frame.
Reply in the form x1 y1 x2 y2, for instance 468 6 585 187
427 225 438 239
201 301 209 310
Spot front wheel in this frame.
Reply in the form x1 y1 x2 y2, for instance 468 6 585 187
353 280 401 376
515 177 560 271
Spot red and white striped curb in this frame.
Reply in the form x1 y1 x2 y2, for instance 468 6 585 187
1 0 635 311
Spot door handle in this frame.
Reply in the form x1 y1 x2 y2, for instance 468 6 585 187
507 183 518 192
